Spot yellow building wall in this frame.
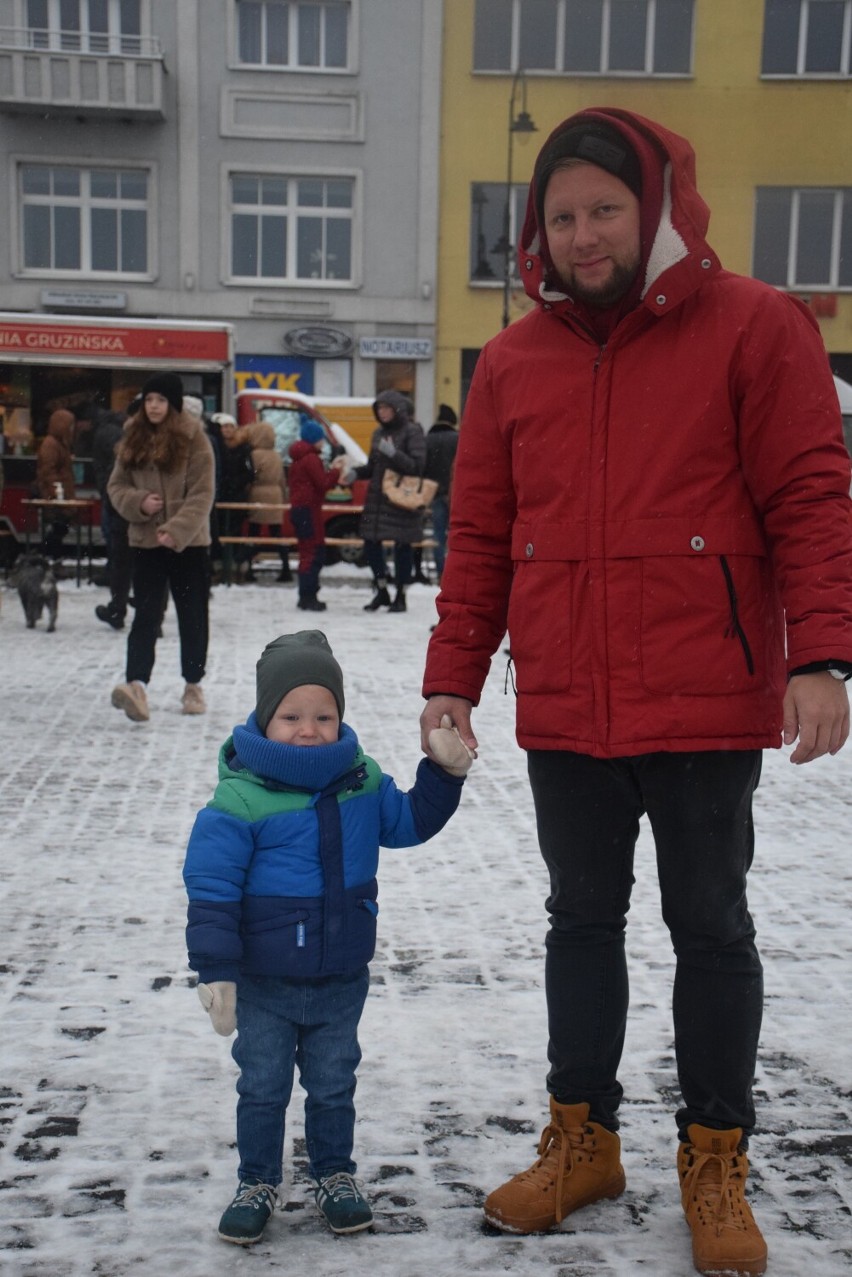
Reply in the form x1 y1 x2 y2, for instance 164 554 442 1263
435 0 852 411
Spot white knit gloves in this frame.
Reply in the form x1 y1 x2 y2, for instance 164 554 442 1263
197 981 237 1036
428 714 476 777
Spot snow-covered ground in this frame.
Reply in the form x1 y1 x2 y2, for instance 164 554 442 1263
1 566 850 1277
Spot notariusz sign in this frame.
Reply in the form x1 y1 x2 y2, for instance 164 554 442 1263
359 336 433 360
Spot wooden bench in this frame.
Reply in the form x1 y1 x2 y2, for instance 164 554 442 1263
217 535 437 585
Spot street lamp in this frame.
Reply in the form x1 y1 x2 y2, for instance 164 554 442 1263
501 69 538 329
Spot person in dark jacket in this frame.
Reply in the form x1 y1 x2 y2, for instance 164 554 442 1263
92 409 132 629
352 389 427 613
422 403 458 582
210 412 254 585
287 419 348 612
183 630 474 1246
421 108 852 1276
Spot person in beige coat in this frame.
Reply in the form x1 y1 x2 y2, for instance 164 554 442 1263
238 421 290 582
107 372 215 722
35 407 77 560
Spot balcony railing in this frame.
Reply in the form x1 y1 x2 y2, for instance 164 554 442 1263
0 26 165 118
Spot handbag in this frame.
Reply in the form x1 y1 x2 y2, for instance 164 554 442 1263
381 470 438 510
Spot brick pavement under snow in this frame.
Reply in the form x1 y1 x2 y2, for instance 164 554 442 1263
0 569 850 1277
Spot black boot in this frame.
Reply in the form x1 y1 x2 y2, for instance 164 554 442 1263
364 584 391 612
298 595 327 611
95 603 125 630
388 589 407 613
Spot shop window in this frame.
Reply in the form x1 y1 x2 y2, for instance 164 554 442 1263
236 1 350 69
20 164 150 276
374 361 415 403
473 0 694 75
753 186 852 288
229 173 353 283
762 0 852 76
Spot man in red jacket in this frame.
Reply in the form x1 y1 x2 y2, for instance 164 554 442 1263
420 109 852 1277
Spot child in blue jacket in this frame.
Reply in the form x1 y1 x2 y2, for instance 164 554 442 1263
183 629 473 1246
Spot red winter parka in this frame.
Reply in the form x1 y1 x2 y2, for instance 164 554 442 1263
423 108 852 758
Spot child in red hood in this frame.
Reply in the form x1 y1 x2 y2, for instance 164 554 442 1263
287 420 348 612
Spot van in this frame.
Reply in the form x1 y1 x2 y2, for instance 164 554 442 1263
234 389 370 565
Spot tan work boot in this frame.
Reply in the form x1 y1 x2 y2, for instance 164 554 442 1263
483 1098 625 1233
678 1124 768 1276
111 681 149 722
181 683 206 715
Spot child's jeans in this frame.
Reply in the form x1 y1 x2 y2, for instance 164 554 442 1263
232 968 370 1186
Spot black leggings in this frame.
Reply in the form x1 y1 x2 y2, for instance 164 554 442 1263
527 748 764 1138
126 546 209 685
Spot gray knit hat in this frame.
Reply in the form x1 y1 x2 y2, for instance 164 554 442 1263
255 630 345 731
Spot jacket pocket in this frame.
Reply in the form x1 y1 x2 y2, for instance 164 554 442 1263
640 554 766 696
507 561 574 693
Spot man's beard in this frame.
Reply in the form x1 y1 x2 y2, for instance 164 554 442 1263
565 258 640 310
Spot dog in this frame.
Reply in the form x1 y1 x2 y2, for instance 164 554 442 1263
13 551 59 632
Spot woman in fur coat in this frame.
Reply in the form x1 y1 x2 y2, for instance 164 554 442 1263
107 372 215 723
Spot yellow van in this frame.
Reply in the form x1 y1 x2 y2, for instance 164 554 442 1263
311 397 377 455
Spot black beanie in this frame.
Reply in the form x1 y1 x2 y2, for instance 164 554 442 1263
141 372 184 414
535 119 642 222
255 630 345 732
435 403 458 427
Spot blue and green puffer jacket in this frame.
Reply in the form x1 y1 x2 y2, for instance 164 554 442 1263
183 715 464 983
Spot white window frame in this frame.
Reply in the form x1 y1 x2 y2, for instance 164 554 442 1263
232 0 356 74
473 0 694 76
222 165 360 288
14 157 156 281
762 0 852 77
20 0 149 55
753 186 852 289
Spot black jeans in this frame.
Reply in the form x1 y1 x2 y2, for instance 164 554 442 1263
527 748 764 1138
126 546 209 685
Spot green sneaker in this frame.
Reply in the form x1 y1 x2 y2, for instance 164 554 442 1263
314 1172 373 1234
218 1179 278 1245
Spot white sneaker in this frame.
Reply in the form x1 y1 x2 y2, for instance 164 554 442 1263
111 681 149 722
181 683 206 715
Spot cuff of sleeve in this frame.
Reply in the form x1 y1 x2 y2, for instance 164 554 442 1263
789 660 852 680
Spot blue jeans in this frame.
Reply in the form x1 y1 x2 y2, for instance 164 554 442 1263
430 496 449 578
527 749 764 1139
232 969 369 1186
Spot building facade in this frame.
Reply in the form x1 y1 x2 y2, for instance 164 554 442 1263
0 0 441 439
437 0 852 411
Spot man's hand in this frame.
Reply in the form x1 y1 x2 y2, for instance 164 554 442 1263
420 695 477 759
428 714 476 776
782 672 850 764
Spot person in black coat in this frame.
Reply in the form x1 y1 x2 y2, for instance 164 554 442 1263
352 390 427 613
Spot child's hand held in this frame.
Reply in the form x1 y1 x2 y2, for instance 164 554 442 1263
428 714 476 777
197 981 237 1036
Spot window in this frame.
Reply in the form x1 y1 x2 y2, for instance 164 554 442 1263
26 0 142 54
473 0 694 74
469 182 528 284
20 164 149 275
230 174 353 282
762 0 852 75
237 1 349 69
753 187 852 288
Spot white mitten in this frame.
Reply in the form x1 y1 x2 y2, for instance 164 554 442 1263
197 981 237 1036
428 714 476 777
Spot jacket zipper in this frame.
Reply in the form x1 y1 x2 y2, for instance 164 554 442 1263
719 556 755 675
